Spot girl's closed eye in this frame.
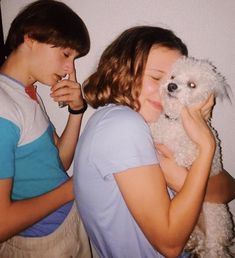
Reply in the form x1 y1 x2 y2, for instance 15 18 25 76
145 70 165 83
151 76 161 81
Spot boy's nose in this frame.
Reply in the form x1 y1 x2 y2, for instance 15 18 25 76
64 61 74 74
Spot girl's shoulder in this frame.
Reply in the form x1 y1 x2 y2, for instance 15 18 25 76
90 104 150 139
96 104 145 126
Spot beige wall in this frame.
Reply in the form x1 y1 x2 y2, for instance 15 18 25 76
2 0 235 243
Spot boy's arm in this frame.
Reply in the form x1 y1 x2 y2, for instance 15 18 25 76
51 70 85 170
0 177 74 242
53 113 83 170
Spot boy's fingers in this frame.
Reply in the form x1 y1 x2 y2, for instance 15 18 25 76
68 69 77 82
51 68 78 93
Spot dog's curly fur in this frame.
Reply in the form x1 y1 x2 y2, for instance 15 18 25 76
150 56 234 257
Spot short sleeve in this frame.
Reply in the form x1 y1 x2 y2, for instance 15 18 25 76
90 107 159 178
0 118 20 178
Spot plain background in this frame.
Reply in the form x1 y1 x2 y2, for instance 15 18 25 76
1 0 235 251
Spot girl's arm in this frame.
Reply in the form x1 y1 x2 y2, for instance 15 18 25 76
114 104 216 258
157 138 235 204
205 170 235 203
0 177 74 243
51 70 85 170
157 93 235 204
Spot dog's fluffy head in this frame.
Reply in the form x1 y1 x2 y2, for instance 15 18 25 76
160 56 230 118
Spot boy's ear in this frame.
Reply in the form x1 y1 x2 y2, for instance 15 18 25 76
24 34 35 48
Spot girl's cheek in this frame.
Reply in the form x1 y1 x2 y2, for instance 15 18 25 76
146 81 159 93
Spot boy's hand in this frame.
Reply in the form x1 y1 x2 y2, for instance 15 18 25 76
50 69 84 111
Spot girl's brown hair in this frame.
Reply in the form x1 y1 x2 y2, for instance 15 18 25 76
84 26 187 110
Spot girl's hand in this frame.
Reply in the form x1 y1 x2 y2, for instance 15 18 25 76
180 96 216 151
200 94 215 120
156 143 187 192
157 143 235 203
50 69 84 111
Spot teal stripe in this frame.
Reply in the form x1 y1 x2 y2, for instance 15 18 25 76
0 117 20 178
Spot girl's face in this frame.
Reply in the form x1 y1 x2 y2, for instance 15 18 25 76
138 46 182 123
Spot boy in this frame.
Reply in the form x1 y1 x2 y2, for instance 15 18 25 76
0 1 91 257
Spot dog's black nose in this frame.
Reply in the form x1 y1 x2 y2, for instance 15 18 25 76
167 83 178 92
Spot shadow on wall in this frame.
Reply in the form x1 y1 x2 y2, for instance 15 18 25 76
0 5 5 66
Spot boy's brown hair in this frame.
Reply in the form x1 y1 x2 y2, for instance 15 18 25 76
5 0 90 58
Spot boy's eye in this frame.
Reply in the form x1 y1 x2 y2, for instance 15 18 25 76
64 53 69 58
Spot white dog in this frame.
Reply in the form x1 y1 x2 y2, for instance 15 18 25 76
150 56 234 258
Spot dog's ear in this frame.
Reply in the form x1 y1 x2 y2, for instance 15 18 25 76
211 64 232 103
200 58 231 103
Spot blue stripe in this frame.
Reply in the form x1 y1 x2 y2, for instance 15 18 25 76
0 117 20 178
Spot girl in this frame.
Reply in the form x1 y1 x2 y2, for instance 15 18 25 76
73 26 234 258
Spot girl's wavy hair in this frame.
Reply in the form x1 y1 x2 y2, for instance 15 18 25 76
4 0 90 58
83 26 188 110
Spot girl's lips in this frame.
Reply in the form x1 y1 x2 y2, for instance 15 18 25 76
149 99 163 111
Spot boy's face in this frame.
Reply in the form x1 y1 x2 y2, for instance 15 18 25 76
28 40 79 86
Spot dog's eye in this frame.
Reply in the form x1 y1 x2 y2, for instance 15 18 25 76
187 81 196 88
170 75 175 80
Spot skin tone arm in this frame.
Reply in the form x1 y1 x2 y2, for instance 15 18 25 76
50 69 85 170
156 94 235 204
205 170 235 202
114 102 216 258
157 144 235 203
0 70 83 242
0 178 74 242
